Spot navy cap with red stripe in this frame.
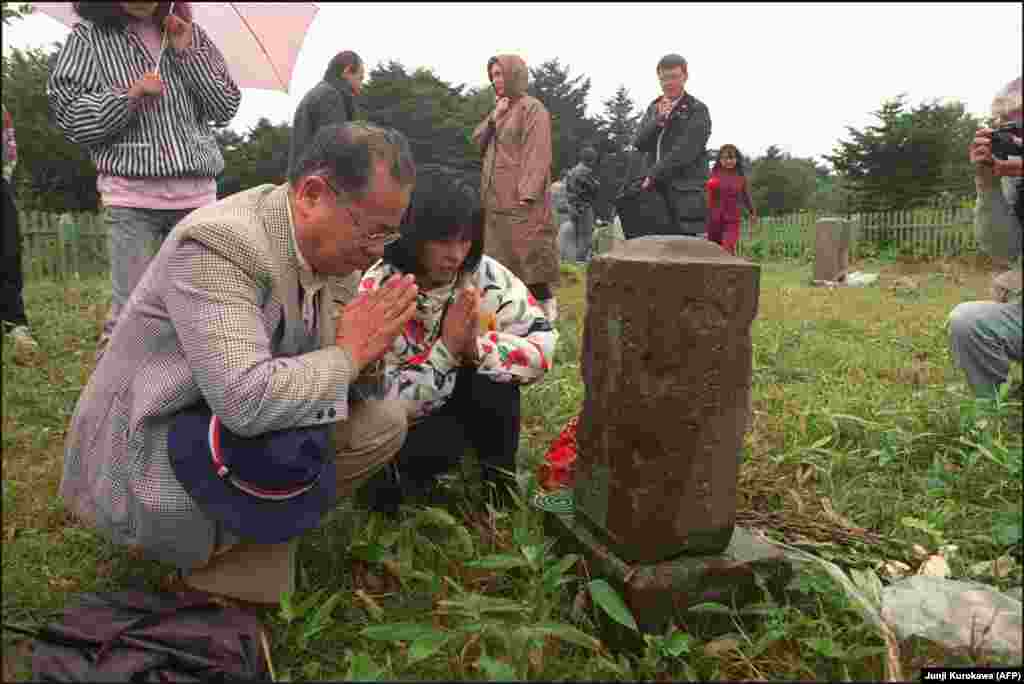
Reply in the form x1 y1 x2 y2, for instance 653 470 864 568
169 402 336 545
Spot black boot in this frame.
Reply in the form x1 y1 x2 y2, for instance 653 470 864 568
355 464 404 519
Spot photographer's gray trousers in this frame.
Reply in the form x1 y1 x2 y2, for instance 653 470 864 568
948 297 1022 396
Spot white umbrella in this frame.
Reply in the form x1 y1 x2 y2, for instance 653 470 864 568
32 2 319 94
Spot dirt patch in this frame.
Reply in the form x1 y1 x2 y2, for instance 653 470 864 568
2 438 66 532
2 639 33 682
875 256 1001 279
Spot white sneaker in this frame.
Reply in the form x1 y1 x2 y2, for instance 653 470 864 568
540 297 558 322
8 325 40 364
9 325 38 349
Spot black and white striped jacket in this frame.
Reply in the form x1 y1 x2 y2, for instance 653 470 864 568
48 20 241 179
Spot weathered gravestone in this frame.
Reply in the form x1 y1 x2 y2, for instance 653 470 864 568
813 217 854 283
576 236 759 564
546 236 776 636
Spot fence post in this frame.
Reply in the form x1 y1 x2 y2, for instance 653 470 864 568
49 213 62 282
95 212 107 277
30 211 43 280
940 208 948 255
925 206 933 258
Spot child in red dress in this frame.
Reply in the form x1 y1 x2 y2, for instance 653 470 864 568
705 144 756 254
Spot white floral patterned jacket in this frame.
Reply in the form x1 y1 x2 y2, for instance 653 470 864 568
358 255 559 421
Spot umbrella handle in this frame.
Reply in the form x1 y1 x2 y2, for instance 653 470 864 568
154 1 175 78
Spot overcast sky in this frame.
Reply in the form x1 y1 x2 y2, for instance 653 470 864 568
4 2 1022 166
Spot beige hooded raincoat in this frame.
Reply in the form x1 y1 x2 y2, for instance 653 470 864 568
472 55 558 288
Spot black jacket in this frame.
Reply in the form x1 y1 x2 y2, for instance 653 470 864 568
565 161 600 211
633 92 711 232
288 71 357 174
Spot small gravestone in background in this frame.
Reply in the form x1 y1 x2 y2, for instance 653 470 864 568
552 180 576 262
591 216 626 258
813 218 854 284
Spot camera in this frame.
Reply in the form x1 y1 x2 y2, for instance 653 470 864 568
990 121 1023 160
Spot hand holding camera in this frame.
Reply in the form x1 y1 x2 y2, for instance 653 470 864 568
970 123 1023 180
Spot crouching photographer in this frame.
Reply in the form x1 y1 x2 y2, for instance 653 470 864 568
948 76 1022 397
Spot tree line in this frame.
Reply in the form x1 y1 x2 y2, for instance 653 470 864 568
3 35 983 218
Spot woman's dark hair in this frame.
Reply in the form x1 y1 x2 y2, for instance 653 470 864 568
712 144 746 176
73 2 191 29
383 164 485 278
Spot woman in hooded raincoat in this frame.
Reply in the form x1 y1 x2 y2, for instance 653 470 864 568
472 55 559 321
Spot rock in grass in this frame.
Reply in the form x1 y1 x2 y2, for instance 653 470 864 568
917 555 951 578
969 556 1017 579
702 635 742 657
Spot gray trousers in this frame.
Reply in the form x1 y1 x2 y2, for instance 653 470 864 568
948 298 1023 396
102 206 193 340
560 205 594 262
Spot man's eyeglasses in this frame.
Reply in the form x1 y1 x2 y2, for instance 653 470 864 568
321 176 402 246
345 206 402 246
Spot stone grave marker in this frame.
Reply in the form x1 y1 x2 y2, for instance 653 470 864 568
813 217 854 283
576 236 760 564
544 236 775 636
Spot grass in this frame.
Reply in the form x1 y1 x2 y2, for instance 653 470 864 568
3 254 1022 681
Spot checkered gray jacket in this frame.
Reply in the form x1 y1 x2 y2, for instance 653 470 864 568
60 184 360 570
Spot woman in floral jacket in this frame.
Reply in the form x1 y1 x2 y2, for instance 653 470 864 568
355 164 558 513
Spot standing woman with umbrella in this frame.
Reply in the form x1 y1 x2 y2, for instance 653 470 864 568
48 2 241 358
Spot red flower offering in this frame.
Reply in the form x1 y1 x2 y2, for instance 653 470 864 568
538 416 579 491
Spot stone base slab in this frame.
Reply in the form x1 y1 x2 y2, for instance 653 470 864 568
545 510 795 639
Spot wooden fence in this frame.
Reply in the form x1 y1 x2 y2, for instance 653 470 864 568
19 206 980 281
733 206 976 260
19 210 108 282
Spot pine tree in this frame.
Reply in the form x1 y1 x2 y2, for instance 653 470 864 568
527 58 602 180
361 61 478 172
2 43 99 211
592 85 641 218
824 94 980 211
601 85 639 154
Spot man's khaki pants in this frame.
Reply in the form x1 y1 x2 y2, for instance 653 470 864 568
182 399 408 604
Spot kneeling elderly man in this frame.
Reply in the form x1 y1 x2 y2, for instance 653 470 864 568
61 123 418 604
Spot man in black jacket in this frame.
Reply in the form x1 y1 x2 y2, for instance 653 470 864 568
288 51 364 174
564 146 600 261
634 54 712 235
